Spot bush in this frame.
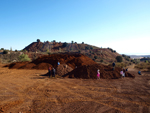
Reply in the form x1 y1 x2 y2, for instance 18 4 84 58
18 54 31 62
37 39 40 42
82 42 84 44
47 52 51 55
116 56 123 62
90 46 93 50
63 42 68 47
100 59 103 62
85 46 90 50
125 57 130 61
15 50 18 52
94 56 98 59
122 54 126 57
1 48 4 50
3 50 8 54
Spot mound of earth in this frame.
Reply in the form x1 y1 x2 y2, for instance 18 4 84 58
32 63 53 70
5 53 96 70
7 62 29 69
56 64 73 76
31 53 96 69
63 64 135 79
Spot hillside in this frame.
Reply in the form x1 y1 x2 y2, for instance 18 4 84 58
23 40 121 63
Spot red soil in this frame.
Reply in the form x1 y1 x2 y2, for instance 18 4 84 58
31 53 97 69
5 53 135 79
56 64 73 76
6 53 96 70
64 64 135 79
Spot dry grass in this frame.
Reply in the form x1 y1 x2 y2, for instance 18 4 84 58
135 62 150 71
108 62 131 68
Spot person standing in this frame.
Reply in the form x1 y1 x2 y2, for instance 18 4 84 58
52 68 55 77
138 71 141 75
112 62 115 70
123 68 126 77
120 70 123 78
48 67 51 78
97 69 100 80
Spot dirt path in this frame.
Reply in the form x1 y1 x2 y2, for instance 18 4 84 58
0 64 150 113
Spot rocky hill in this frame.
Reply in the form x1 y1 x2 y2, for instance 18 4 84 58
23 40 122 63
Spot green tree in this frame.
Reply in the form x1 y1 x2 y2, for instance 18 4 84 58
3 50 8 54
63 42 68 47
37 39 40 42
116 56 123 62
18 54 31 62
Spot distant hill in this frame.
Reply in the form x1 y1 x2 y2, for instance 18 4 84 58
129 55 150 59
23 40 125 63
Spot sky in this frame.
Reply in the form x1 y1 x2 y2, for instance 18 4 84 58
0 0 150 55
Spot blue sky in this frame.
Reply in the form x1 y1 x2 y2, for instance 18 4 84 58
0 0 150 55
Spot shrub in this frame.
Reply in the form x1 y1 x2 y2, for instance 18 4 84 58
94 56 98 59
125 57 130 61
100 59 103 62
18 54 31 62
116 56 123 62
15 50 18 52
37 39 40 42
3 50 8 54
63 42 68 47
23 49 27 52
122 54 126 57
90 46 93 50
82 42 84 44
1 48 4 50
85 46 90 50
47 52 51 55
46 49 49 53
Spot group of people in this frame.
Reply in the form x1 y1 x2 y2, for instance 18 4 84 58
48 67 55 78
120 68 128 78
48 61 60 78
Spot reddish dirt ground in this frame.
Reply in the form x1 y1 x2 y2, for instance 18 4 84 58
0 63 150 113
